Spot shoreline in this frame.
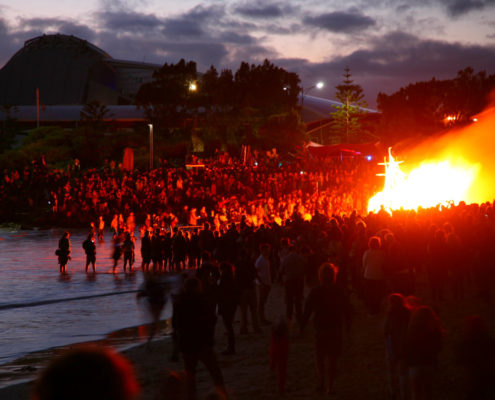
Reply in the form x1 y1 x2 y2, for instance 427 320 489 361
0 281 491 400
0 320 171 391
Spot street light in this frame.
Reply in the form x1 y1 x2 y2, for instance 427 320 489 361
301 81 324 108
148 124 153 170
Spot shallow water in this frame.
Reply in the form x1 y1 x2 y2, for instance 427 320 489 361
0 227 173 366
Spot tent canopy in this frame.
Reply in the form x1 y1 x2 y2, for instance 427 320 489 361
306 141 382 158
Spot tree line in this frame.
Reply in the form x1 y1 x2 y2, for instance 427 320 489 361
1 60 494 170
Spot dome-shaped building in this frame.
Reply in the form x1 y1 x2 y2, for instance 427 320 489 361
0 34 158 106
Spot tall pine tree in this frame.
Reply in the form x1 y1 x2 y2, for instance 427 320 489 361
332 66 368 142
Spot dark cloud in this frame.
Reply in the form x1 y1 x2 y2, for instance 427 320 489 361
0 19 20 67
95 29 229 68
98 11 162 31
161 5 225 38
444 0 493 16
19 17 97 41
403 0 495 16
235 3 285 19
162 19 204 37
303 9 375 33
1 2 494 110
218 31 255 45
276 31 495 107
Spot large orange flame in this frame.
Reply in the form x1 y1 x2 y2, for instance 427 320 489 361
368 94 495 214
368 148 480 213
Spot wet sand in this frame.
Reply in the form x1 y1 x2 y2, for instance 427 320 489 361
0 280 492 400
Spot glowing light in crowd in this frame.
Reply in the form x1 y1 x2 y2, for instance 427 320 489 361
368 148 480 214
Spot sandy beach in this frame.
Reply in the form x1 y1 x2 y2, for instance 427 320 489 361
0 278 493 400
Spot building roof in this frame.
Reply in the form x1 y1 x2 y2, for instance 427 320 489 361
0 105 147 122
0 34 158 106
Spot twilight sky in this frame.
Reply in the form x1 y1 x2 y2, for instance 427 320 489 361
1 0 495 107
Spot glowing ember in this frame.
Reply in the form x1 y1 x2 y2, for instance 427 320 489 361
368 148 480 213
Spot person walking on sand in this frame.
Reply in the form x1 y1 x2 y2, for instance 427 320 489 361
137 273 167 348
301 263 351 395
56 231 71 274
172 277 227 400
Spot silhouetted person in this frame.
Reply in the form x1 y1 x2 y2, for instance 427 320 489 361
137 273 167 348
141 230 152 271
172 277 226 400
426 229 449 301
456 315 495 400
82 233 96 273
405 306 443 400
122 232 135 272
362 236 386 315
280 244 305 325
32 345 139 400
236 247 260 334
56 231 71 274
217 262 239 355
112 234 122 273
384 293 411 400
301 263 351 395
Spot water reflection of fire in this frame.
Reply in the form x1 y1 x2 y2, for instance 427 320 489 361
368 148 480 214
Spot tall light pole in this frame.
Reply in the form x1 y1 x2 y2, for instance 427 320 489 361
148 123 153 170
301 81 324 108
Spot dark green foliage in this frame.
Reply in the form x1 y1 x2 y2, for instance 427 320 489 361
257 109 307 153
331 67 369 143
0 105 20 152
136 58 303 154
0 126 73 169
377 67 495 144
136 59 198 134
80 101 113 130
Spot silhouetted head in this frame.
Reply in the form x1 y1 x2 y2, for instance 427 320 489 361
318 263 338 285
32 346 139 400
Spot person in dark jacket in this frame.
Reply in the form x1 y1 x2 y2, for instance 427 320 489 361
122 232 135 272
137 273 166 348
82 233 96 273
57 231 71 274
141 230 152 271
384 293 411 400
172 277 226 400
217 262 239 355
301 263 351 395
405 306 443 400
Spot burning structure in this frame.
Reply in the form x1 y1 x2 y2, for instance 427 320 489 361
368 95 495 213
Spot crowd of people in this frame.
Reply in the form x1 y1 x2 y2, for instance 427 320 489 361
6 152 495 399
53 195 495 399
1 153 380 229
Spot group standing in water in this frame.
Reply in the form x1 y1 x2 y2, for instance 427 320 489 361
55 218 137 274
